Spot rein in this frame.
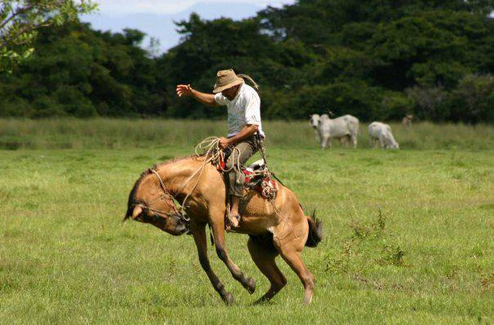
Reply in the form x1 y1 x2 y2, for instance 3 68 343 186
131 169 189 224
132 137 243 224
177 136 241 211
150 169 190 222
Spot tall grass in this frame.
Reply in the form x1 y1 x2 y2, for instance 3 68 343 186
0 118 492 150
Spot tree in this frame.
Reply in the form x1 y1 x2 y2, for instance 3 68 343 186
1 1 493 122
448 74 494 123
0 0 97 72
0 22 164 117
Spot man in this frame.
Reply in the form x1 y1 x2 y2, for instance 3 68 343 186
176 69 265 228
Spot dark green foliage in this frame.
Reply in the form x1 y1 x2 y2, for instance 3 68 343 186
448 74 494 123
0 23 163 118
0 0 493 122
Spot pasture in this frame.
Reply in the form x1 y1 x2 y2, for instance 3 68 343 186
0 119 493 324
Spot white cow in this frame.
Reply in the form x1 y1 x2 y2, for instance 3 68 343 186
309 114 322 142
368 122 399 149
310 114 359 149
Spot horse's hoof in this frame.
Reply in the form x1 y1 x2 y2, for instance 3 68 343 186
253 297 268 305
247 277 256 294
223 292 235 305
303 296 313 305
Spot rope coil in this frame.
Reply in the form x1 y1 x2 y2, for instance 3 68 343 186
175 136 277 215
177 137 241 214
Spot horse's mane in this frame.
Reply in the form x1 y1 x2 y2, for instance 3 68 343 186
124 154 205 220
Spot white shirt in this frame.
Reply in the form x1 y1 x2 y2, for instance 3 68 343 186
214 84 265 138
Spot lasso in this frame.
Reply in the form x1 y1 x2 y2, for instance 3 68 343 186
177 137 241 214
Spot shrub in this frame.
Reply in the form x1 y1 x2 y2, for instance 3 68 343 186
447 74 494 123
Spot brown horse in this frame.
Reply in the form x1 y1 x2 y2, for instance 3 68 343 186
124 155 323 304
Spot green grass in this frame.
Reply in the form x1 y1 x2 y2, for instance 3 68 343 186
0 121 493 324
0 118 493 150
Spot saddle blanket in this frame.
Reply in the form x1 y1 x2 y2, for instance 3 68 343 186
243 159 278 200
216 155 278 200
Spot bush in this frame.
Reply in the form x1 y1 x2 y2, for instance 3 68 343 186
447 74 494 123
378 91 413 121
406 86 449 121
288 81 384 120
406 74 494 123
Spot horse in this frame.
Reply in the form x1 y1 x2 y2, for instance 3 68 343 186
124 154 323 305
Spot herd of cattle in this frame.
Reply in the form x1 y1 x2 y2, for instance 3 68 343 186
309 114 414 149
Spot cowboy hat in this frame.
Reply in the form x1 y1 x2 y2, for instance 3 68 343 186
213 69 245 93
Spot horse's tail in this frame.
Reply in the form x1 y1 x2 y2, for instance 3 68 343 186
305 210 323 248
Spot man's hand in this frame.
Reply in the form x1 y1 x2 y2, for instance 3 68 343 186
223 125 258 147
175 84 218 106
176 84 193 97
219 137 232 149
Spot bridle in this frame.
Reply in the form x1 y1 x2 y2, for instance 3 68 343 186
132 169 190 225
131 149 219 226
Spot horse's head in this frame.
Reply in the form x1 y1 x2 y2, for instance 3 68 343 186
124 169 189 236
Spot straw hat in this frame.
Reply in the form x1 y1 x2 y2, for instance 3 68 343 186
213 69 245 93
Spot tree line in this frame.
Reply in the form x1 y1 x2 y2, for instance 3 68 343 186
0 0 493 122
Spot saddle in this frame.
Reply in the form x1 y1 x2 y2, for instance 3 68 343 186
243 159 278 200
216 155 278 201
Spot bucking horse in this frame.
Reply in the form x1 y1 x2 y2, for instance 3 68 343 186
124 152 323 305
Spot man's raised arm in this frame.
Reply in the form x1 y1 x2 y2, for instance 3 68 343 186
176 84 218 107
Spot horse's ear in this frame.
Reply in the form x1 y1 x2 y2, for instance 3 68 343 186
132 206 143 220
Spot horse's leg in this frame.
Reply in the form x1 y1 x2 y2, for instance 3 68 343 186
211 220 256 294
190 222 234 304
274 237 315 305
247 237 286 304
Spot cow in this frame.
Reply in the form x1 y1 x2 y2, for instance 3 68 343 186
310 114 359 149
368 122 399 149
309 114 322 142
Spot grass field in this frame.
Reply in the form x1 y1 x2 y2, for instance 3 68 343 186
0 120 493 324
1 118 493 150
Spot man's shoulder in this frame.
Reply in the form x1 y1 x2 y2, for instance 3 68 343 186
214 92 229 106
240 84 260 100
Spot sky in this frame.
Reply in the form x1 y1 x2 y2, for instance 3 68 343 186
91 0 295 16
82 0 296 52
